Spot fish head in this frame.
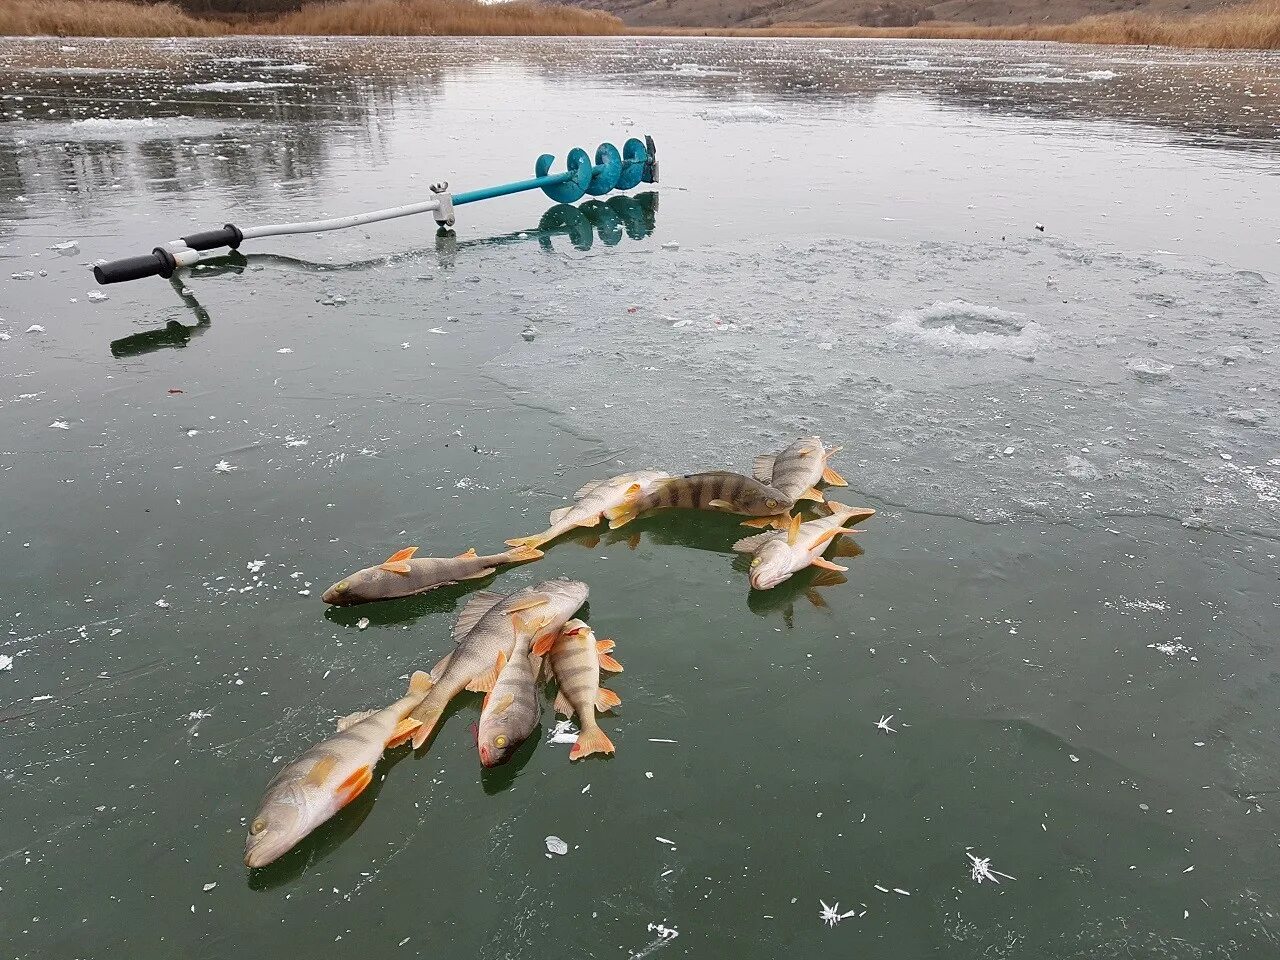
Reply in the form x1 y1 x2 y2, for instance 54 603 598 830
321 566 385 605
736 481 796 518
477 693 531 768
749 538 794 591
537 578 590 617
244 780 319 868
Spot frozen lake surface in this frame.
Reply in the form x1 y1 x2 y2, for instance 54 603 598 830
1 35 1279 959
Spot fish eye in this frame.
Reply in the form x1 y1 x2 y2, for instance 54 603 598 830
335 581 348 592
750 557 762 567
250 818 268 835
766 498 778 508
494 736 507 748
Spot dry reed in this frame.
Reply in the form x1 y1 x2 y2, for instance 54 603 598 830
0 0 216 36
0 0 1275 48
657 1 1280 49
259 0 622 35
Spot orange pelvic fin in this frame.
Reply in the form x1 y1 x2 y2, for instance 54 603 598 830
598 652 624 673
595 687 622 711
386 717 423 749
335 765 373 807
811 557 849 572
821 466 848 486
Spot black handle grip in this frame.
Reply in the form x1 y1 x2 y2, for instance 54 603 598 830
180 223 242 252
93 247 176 285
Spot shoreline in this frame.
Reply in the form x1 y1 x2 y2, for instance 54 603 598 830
0 0 1276 50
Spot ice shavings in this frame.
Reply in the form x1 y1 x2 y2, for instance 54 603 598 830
819 900 859 927
183 81 295 92
545 836 568 855
889 300 1043 358
0 654 13 672
967 851 1016 884
547 719 579 744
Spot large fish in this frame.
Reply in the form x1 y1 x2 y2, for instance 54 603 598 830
244 670 432 868
604 471 794 528
741 437 846 528
506 470 671 549
407 578 589 749
476 632 541 768
733 501 875 590
321 544 542 606
541 618 623 761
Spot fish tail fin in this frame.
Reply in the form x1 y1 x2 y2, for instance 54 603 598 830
503 543 545 563
604 503 638 529
408 706 443 750
503 533 548 549
569 725 615 761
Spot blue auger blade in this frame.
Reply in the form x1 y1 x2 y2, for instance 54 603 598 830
585 142 623 196
616 138 649 191
537 148 593 204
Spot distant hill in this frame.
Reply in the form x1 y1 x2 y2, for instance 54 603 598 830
557 0 1239 28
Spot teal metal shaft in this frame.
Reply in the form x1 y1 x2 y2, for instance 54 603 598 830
453 171 571 207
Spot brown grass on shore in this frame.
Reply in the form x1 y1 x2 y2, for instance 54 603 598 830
0 0 217 36
0 0 1275 47
654 1 1280 49
260 0 622 36
0 0 623 37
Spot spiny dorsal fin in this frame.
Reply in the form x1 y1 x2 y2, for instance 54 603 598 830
732 531 781 553
452 590 507 641
549 506 572 524
752 454 776 483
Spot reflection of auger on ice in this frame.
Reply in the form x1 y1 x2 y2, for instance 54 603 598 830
93 136 658 285
108 193 658 358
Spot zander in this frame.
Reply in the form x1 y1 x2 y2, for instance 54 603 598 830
407 579 589 749
322 544 542 606
734 501 875 591
244 671 432 868
506 470 671 549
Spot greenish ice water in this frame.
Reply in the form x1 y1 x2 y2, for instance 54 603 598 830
2 35 1280 959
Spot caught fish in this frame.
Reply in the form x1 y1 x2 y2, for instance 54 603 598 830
604 471 794 528
244 671 432 868
506 470 671 549
322 544 542 606
407 579 589 749
741 437 846 527
476 633 541 768
733 501 875 590
541 618 623 761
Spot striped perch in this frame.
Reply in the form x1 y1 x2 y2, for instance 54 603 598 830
539 618 623 761
604 470 794 528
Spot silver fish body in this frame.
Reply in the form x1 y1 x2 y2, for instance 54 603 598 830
322 545 541 606
244 672 431 868
506 470 671 548
734 501 875 590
